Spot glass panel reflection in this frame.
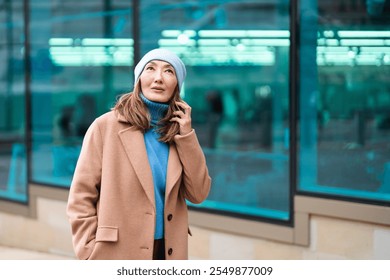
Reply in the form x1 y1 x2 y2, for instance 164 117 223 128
29 0 133 187
0 0 27 202
141 0 291 220
299 0 390 202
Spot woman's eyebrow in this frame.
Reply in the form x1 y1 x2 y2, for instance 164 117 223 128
162 63 175 70
145 61 157 66
145 61 174 70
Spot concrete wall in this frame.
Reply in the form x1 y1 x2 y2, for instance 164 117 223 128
189 217 390 260
0 198 74 257
0 194 389 260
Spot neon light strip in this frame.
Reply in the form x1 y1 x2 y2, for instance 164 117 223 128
198 30 289 37
48 38 73 46
341 39 385 46
48 29 390 67
158 39 196 46
82 38 133 46
161 30 196 37
338 31 390 38
240 39 290 46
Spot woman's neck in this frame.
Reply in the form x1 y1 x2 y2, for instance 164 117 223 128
140 93 169 126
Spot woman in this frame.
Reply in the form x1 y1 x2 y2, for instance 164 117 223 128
66 48 211 260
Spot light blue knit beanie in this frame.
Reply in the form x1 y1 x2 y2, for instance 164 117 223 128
134 48 187 92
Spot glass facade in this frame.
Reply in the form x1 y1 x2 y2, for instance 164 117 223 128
298 0 390 202
0 0 389 220
139 0 291 220
29 0 133 186
0 0 27 202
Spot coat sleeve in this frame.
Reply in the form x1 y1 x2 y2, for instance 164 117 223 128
173 129 212 204
66 120 103 259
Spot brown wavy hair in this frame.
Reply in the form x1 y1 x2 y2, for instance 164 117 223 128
113 81 182 143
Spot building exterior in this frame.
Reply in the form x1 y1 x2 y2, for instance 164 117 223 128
0 0 389 259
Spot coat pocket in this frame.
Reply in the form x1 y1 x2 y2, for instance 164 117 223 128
96 226 119 242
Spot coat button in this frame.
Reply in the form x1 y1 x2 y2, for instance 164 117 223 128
168 248 173 255
167 214 173 221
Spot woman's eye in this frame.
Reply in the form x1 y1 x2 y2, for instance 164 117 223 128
146 66 154 70
166 69 174 73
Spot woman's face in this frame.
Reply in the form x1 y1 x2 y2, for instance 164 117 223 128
140 60 178 103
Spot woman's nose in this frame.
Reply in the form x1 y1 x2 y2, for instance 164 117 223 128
153 70 163 82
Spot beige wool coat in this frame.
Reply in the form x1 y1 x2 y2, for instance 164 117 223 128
66 110 211 260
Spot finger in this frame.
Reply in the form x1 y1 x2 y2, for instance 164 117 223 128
173 110 185 118
170 117 185 124
175 101 191 112
175 100 188 106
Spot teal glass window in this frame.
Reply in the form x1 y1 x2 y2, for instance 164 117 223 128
298 0 390 202
140 0 291 220
29 0 133 187
0 1 27 202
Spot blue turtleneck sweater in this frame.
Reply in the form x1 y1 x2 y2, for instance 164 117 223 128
140 94 169 240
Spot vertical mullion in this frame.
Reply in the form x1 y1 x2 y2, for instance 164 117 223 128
289 0 300 226
23 0 32 202
132 0 140 66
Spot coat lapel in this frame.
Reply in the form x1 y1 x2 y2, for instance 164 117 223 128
117 124 183 206
118 127 155 208
166 144 183 197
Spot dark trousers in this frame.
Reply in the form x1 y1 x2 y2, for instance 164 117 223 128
153 239 165 260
